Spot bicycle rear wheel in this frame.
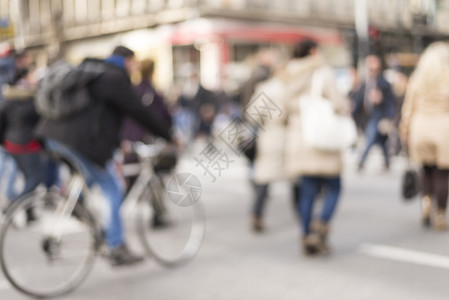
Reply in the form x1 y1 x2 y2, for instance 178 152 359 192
0 190 99 298
136 176 205 267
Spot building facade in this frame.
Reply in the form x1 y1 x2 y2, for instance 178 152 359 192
1 0 448 89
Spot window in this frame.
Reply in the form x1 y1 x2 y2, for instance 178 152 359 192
148 0 166 12
132 0 147 15
102 0 116 20
88 0 101 21
63 0 75 26
115 0 130 18
39 0 51 32
74 0 88 24
28 0 41 33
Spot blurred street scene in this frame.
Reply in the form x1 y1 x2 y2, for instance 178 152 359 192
1 149 449 300
0 0 449 299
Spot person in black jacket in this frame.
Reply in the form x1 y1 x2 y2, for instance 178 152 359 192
177 71 218 141
36 46 174 266
120 59 175 227
0 65 58 212
120 58 173 146
352 55 395 171
0 49 31 201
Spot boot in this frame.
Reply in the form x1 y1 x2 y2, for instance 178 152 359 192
251 215 264 233
109 244 144 266
433 209 449 231
302 233 321 255
311 220 331 254
421 196 432 227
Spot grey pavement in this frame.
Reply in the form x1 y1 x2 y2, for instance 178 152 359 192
1 144 448 300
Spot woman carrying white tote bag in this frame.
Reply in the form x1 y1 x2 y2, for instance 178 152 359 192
299 67 357 151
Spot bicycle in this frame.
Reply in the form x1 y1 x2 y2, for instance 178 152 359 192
0 140 206 298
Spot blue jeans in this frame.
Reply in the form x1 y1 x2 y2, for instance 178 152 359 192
359 120 390 168
298 176 341 235
46 140 125 249
173 108 196 143
0 148 18 199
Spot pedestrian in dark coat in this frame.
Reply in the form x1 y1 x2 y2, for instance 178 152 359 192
0 66 57 207
352 55 395 171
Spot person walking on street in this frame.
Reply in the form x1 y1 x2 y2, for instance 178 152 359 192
282 40 349 255
120 58 173 153
120 58 175 228
400 42 449 231
0 62 58 215
176 71 217 142
240 49 277 108
37 46 174 266
241 49 280 232
353 55 395 171
253 40 348 253
0 48 27 201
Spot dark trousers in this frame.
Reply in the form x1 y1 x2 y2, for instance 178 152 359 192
10 152 58 201
422 165 449 210
252 183 301 218
252 183 269 217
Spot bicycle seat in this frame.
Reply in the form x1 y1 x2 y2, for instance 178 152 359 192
133 141 166 159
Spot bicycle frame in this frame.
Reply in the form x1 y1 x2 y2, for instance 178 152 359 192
48 173 85 242
120 141 166 220
121 162 154 219
43 141 166 245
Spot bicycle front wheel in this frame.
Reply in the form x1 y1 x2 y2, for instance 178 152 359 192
0 190 99 298
136 176 205 267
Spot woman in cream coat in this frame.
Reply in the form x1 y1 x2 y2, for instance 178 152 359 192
400 42 449 231
252 40 348 254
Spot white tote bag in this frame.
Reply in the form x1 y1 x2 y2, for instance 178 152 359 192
299 68 357 151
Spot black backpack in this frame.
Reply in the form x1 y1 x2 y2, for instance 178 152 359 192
36 60 104 120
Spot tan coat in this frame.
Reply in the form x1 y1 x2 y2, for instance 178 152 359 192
400 74 449 168
252 55 348 184
249 72 289 184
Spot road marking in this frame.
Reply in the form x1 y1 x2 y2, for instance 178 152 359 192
359 243 449 270
0 280 11 291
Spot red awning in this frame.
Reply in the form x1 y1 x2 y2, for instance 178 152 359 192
163 19 343 45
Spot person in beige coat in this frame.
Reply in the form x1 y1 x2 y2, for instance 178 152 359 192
400 42 449 231
252 40 348 254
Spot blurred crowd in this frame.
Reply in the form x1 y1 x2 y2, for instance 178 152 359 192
0 36 448 258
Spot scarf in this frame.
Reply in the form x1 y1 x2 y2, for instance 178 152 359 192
104 55 126 69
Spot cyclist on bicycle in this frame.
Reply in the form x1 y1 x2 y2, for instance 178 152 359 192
36 46 174 266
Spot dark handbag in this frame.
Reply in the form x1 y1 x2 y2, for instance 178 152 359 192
401 165 420 200
239 138 257 162
236 121 258 162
